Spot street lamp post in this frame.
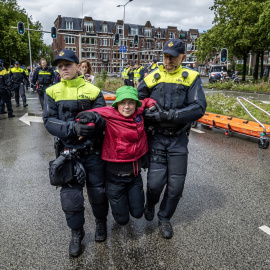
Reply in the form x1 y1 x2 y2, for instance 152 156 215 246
117 0 133 69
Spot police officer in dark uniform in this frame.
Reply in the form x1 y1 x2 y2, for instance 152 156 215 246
0 59 15 118
9 61 29 107
32 58 55 110
43 50 108 257
138 39 207 239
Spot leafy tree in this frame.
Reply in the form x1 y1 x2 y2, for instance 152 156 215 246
0 0 45 68
196 0 268 81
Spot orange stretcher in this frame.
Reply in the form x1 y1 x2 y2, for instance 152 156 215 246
196 97 270 149
104 95 116 101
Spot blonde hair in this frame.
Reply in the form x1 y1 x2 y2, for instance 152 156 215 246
79 59 93 75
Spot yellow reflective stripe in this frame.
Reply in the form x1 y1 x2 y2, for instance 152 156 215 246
144 66 198 88
10 67 24 73
39 71 52 75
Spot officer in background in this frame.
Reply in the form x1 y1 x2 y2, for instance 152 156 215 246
43 49 108 257
9 61 29 107
128 63 134 87
122 63 130 86
32 58 55 110
133 62 144 89
138 39 207 239
150 59 158 71
0 59 15 118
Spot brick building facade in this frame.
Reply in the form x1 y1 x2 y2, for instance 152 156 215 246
52 15 199 74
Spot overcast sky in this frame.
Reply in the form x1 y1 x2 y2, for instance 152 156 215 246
17 0 215 45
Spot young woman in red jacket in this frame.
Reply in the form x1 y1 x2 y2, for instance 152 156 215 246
76 86 156 225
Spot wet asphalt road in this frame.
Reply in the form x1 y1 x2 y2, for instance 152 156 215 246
0 89 270 270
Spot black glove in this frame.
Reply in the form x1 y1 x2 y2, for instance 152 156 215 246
74 160 86 186
74 121 95 137
144 103 175 122
76 111 97 123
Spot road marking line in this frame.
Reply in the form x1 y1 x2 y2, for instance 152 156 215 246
259 225 270 235
191 128 205 134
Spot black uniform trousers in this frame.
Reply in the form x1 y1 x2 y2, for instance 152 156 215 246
0 92 13 116
60 153 108 230
105 172 145 225
146 132 188 221
13 83 26 105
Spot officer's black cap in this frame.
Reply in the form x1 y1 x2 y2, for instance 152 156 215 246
52 49 79 66
162 39 185 57
14 61 20 65
0 59 3 65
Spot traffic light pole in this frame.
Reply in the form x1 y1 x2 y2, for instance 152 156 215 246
27 14 33 72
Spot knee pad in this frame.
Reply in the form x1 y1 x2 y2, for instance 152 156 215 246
87 187 107 204
60 187 84 212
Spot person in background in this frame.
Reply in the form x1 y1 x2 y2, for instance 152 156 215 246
9 61 29 107
80 59 95 84
133 62 144 89
43 49 108 258
138 38 207 239
32 58 55 110
122 63 130 86
0 59 15 118
128 64 134 87
150 59 158 71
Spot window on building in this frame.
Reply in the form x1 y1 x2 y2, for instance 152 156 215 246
186 43 191 51
84 22 93 32
102 24 107 33
117 25 123 35
156 42 161 49
100 39 102 46
65 36 75 44
147 41 152 49
130 40 133 48
131 28 138 35
65 47 76 52
66 21 73 30
91 38 96 45
145 28 152 37
169 32 175 39
81 37 90 44
157 32 161 39
103 39 107 46
141 54 145 60
190 34 197 41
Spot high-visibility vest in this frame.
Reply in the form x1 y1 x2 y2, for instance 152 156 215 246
133 66 143 82
122 68 129 79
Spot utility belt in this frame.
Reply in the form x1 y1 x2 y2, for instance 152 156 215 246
147 123 191 137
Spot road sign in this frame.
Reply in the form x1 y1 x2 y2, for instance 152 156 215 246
120 46 126 52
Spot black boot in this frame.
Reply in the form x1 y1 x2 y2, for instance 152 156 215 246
95 219 107 242
16 103 20 107
159 220 173 239
8 114 15 118
0 111 7 114
23 102 28 107
144 204 155 221
69 228 85 257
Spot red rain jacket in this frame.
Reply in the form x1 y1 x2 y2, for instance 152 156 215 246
89 98 156 162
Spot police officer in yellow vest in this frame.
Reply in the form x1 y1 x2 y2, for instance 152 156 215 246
133 62 144 88
150 59 158 71
32 58 55 110
9 61 30 107
0 59 15 117
43 49 108 257
122 63 130 86
138 39 207 239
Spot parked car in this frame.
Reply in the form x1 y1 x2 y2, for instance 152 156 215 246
209 65 228 83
